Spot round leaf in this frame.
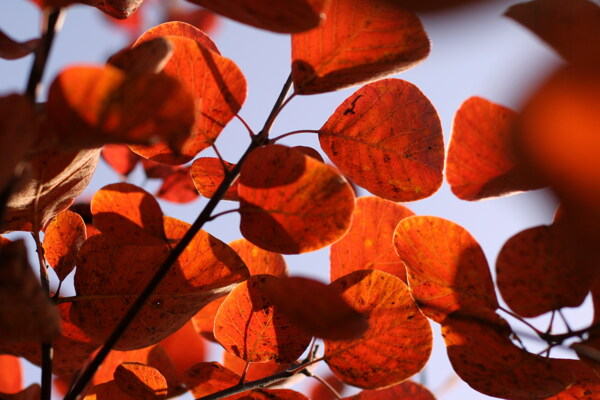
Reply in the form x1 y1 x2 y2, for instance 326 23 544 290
114 362 167 400
42 210 86 281
191 157 239 201
343 380 436 400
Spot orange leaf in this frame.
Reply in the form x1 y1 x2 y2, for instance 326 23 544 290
446 97 542 200
191 298 224 342
309 373 345 400
496 223 596 318
134 21 220 54
42 210 86 281
0 384 40 400
186 0 326 33
0 355 22 394
228 389 309 400
114 362 168 400
191 157 239 201
2 147 100 233
238 145 355 254
442 313 572 400
262 276 367 340
71 216 249 350
107 37 174 75
330 196 414 282
0 29 38 60
222 351 290 381
156 167 199 204
505 0 600 65
393 216 498 323
319 79 444 201
159 322 206 376
183 362 239 398
47 65 195 150
0 240 60 343
229 238 288 277
130 34 246 164
214 275 312 363
343 380 436 400
324 270 432 389
101 144 140 177
291 0 429 94
91 183 165 246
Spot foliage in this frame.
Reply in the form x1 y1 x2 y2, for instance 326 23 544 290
1 0 600 399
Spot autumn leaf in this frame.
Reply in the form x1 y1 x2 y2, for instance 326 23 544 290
92 0 144 19
330 196 414 282
83 381 131 400
133 21 220 54
228 389 310 400
183 362 239 398
292 0 429 94
113 362 168 400
131 33 246 164
107 37 174 75
164 8 220 36
185 0 326 33
155 167 199 204
0 355 22 394
309 373 345 400
505 0 600 65
319 79 444 202
544 359 600 400
393 216 499 323
343 380 436 400
229 238 288 277
222 351 290 381
446 97 543 200
158 322 206 377
191 157 239 201
214 274 312 363
47 64 195 151
0 29 39 60
101 144 141 177
43 210 86 281
238 145 355 254
442 312 573 400
0 384 40 400
324 270 432 389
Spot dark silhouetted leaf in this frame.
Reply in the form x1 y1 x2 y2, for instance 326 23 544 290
330 196 414 282
319 79 444 201
325 270 432 389
0 29 38 60
239 145 355 254
108 37 174 75
183 362 239 398
292 0 429 94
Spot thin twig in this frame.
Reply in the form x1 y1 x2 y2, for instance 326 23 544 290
211 144 230 173
269 129 320 143
308 374 342 400
257 75 294 140
236 114 256 138
238 361 251 384
207 209 240 221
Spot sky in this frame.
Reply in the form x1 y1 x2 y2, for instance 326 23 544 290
0 0 592 399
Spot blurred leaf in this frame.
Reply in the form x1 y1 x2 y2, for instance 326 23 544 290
107 37 174 75
319 79 444 201
101 144 141 177
0 384 40 400
0 30 38 60
0 355 21 394
222 351 290 381
343 380 436 400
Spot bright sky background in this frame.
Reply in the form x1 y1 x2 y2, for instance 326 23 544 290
0 0 591 399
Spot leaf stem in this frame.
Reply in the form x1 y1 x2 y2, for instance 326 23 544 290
269 129 320 143
208 208 241 221
26 7 64 100
63 74 294 400
309 373 342 400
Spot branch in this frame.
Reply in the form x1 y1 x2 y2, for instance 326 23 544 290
64 74 293 400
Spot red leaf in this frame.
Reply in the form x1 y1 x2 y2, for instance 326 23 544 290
324 270 432 389
191 157 239 201
113 362 168 400
227 389 309 400
393 216 499 323
291 0 429 94
319 79 444 201
186 0 326 33
101 144 140 177
107 37 174 75
505 0 600 64
47 65 195 150
222 351 290 381
330 196 414 282
0 29 39 60
309 373 345 400
214 275 312 363
343 380 436 400
238 145 355 254
133 21 220 54
190 298 224 343
229 238 288 277
131 32 246 164
0 355 22 394
544 359 600 400
42 210 86 281
0 384 40 400
183 362 239 398
156 167 199 204
446 97 543 200
442 313 573 400
159 322 206 376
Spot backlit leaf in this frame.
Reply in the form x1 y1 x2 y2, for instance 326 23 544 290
0 384 40 400
324 270 432 389
108 37 174 75
134 21 220 54
83 381 130 400
130 35 246 164
183 362 239 398
71 216 248 350
442 313 572 400
222 351 290 381
446 97 542 200
262 276 367 340
228 389 309 400
239 145 355 254
506 0 600 64
393 216 499 323
291 0 429 94
47 65 195 150
319 79 444 201
214 274 312 363
185 0 326 33
190 298 224 342
191 157 239 201
545 359 600 400
43 210 86 281
2 147 100 233
330 196 414 282
0 240 60 342
0 29 38 60
0 355 21 394
343 380 436 400
229 238 288 277
496 223 596 317
309 373 345 400
159 321 206 376
101 144 140 177
156 167 199 204
114 362 168 400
